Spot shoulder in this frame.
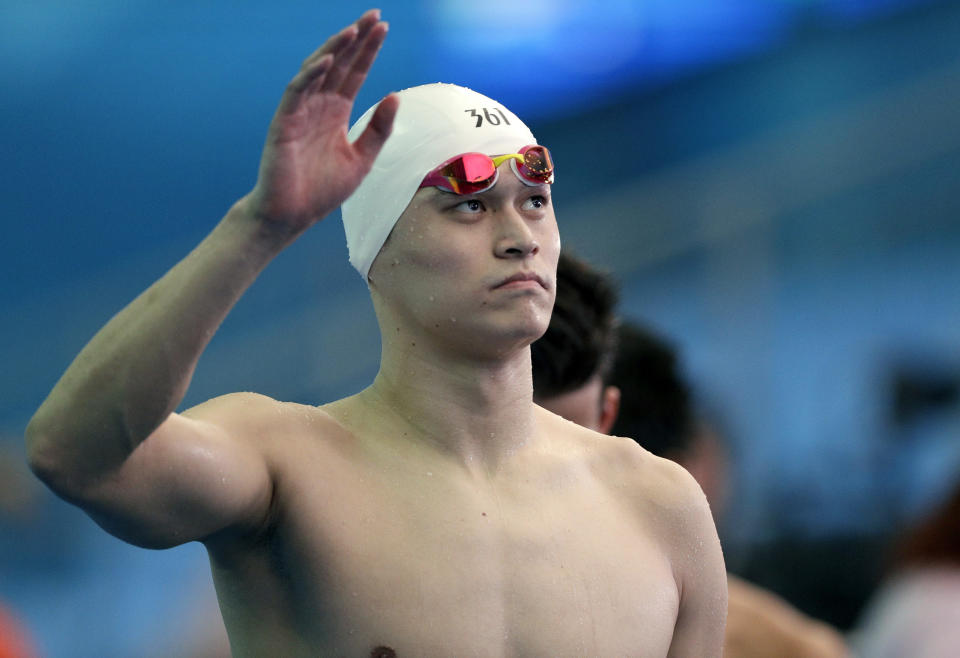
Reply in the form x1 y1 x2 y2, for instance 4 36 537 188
184 392 340 435
727 575 850 658
594 428 710 524
586 428 722 582
184 391 286 419
180 392 354 472
535 407 710 523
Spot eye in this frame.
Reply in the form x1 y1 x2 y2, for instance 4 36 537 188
453 198 485 214
521 195 548 211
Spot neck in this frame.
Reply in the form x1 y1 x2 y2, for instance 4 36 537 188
361 338 537 474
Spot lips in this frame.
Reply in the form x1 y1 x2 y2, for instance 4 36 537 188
493 272 547 290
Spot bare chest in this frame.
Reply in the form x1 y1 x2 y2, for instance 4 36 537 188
221 461 680 657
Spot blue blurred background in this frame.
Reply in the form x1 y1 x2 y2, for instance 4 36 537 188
3 0 960 655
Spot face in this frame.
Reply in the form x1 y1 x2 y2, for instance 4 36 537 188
368 163 561 358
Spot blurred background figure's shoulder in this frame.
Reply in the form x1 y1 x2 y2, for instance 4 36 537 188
725 575 849 658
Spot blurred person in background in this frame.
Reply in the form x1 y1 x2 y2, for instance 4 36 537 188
23 8 726 656
852 473 960 656
533 250 850 658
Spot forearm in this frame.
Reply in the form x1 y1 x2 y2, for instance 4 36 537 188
26 196 295 484
27 6 396 494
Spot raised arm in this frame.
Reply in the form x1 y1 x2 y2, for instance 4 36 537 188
25 9 398 549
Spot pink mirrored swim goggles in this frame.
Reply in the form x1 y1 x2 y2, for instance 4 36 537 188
418 145 554 195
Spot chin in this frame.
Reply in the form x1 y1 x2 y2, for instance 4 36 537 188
449 316 549 359
500 313 551 348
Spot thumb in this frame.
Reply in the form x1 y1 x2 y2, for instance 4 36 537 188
352 93 399 162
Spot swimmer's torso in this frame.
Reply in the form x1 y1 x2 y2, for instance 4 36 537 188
205 395 684 657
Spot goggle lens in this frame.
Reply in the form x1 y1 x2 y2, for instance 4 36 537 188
436 153 497 194
421 145 554 195
518 146 553 182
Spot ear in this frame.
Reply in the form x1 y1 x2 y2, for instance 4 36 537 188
597 385 621 435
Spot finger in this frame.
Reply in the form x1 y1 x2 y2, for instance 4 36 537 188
301 9 379 71
337 21 388 100
353 93 399 162
352 8 382 39
278 54 333 115
301 24 357 71
289 54 334 95
320 14 384 92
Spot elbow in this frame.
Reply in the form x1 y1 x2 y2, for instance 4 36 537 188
25 413 63 486
25 407 133 504
24 411 84 497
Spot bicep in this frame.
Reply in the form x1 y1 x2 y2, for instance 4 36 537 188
78 405 274 549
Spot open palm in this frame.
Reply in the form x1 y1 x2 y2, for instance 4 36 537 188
247 9 398 233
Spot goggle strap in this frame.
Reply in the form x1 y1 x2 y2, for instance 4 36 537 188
490 153 524 168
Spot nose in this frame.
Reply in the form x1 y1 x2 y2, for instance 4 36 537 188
494 209 540 259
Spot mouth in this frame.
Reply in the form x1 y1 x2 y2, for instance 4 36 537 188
492 272 547 290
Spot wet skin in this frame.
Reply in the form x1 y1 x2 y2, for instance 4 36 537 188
201 393 699 657
194 172 725 656
25 12 726 650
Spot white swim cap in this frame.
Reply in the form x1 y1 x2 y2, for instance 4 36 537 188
341 83 537 280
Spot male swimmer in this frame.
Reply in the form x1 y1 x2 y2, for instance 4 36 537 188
26 10 726 657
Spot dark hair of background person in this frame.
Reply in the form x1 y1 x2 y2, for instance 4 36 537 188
890 478 960 571
531 250 619 399
607 322 695 459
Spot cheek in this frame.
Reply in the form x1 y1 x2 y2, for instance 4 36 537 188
400 225 478 279
536 214 561 260
406 243 472 277
377 228 481 313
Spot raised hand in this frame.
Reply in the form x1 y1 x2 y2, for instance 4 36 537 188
245 9 399 234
